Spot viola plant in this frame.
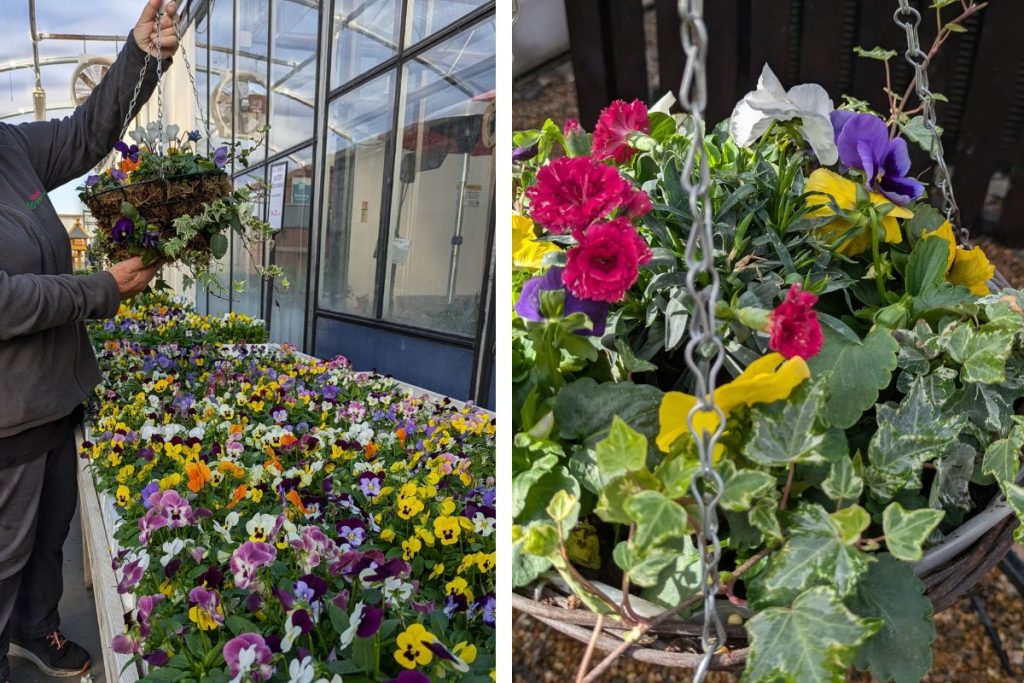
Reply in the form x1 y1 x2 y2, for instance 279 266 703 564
84 299 496 682
79 122 284 294
512 28 1024 683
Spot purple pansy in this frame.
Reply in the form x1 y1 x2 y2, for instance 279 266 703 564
188 129 203 142
230 541 277 590
141 230 161 250
223 633 274 681
357 471 384 499
111 634 139 654
213 145 229 169
117 558 146 594
86 174 101 187
388 672 431 683
137 594 165 637
336 518 366 550
115 141 140 162
515 267 610 336
139 481 160 509
512 143 539 162
831 111 924 206
111 168 128 182
112 217 135 244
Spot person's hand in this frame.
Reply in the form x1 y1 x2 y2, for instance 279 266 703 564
134 0 180 60
107 257 161 299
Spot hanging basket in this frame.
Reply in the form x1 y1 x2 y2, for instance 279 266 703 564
83 171 232 261
514 511 1019 672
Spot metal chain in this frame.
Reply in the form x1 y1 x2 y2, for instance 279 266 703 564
676 1 726 680
172 11 215 146
119 50 152 140
893 1 965 242
156 6 166 176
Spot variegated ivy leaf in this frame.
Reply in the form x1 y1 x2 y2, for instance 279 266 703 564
1004 483 1024 544
865 379 965 500
929 442 976 512
941 322 1015 384
743 587 881 683
718 460 777 512
744 382 835 465
612 541 676 587
595 416 648 480
750 504 872 608
822 456 863 503
892 320 942 375
622 490 689 550
749 495 783 543
981 416 1024 493
882 502 944 562
829 505 870 545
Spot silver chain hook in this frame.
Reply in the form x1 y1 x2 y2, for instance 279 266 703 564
893 0 965 242
676 1 727 680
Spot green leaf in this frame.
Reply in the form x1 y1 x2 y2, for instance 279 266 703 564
929 442 976 512
753 504 872 606
640 537 702 608
718 460 777 512
865 379 965 499
225 614 261 636
210 233 229 259
511 449 557 518
882 502 944 562
830 505 870 545
808 327 899 430
1004 484 1024 544
822 457 863 503
623 490 689 549
743 587 880 683
905 236 950 296
512 541 552 587
959 327 1015 384
595 416 648 479
902 116 943 154
848 554 935 683
853 46 898 61
554 378 662 446
546 490 581 529
750 495 784 543
981 420 1024 492
745 382 830 465
612 541 676 587
516 465 579 525
902 202 946 245
944 21 967 32
121 201 139 219
519 521 560 557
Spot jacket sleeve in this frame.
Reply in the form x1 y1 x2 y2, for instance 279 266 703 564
7 32 170 192
0 270 121 341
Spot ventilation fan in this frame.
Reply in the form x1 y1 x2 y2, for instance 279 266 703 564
71 56 114 108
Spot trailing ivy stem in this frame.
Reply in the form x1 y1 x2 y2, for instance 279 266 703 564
575 614 604 683
620 524 640 622
780 463 797 511
556 521 628 620
869 214 887 303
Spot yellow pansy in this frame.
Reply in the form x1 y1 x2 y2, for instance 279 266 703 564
476 552 496 573
402 536 422 560
188 604 222 631
446 576 474 602
434 516 462 545
394 623 436 669
453 641 477 665
923 221 994 295
380 527 396 543
397 495 424 520
805 169 913 256
430 563 445 579
513 214 559 270
115 485 131 507
657 352 810 452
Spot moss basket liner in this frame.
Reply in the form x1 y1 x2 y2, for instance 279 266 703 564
83 171 232 260
514 503 1019 672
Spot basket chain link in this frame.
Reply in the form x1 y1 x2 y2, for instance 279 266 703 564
676 1 727 681
893 0 964 242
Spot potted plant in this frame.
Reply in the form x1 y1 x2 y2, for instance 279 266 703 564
79 122 284 293
512 8 1024 681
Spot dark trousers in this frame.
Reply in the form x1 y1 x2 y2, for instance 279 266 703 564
0 428 78 679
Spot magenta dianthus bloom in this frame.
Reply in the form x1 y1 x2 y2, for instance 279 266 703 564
592 99 650 164
562 218 652 303
525 156 651 238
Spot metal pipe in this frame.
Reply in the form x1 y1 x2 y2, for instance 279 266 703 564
446 152 471 304
28 0 45 120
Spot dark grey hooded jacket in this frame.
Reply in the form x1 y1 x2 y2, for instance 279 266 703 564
0 33 165 466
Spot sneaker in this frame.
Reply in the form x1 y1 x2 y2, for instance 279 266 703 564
9 630 90 677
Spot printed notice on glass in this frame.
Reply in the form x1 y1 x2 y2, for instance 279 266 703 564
268 161 288 232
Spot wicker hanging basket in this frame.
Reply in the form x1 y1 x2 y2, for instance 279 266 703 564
514 511 1019 672
83 172 232 261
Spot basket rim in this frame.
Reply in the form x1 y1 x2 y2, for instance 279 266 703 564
513 514 1019 671
83 170 230 202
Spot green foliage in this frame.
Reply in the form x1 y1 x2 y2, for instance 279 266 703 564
882 503 944 562
808 327 900 430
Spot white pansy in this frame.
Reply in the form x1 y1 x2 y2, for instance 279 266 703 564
213 511 240 542
286 656 315 683
160 539 185 566
338 601 364 650
245 513 278 543
729 64 837 165
280 622 304 655
649 90 676 115
188 425 205 440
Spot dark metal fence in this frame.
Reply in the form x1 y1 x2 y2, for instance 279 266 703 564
566 0 1024 245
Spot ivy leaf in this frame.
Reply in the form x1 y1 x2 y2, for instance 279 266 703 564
743 587 880 683
595 416 648 480
718 460 777 512
865 379 965 500
752 504 872 606
960 327 1015 384
830 505 870 545
848 554 935 683
853 46 898 61
750 495 784 543
554 378 662 447
947 382 1015 436
981 418 1024 492
623 490 689 549
822 457 863 503
808 327 899 429
745 383 831 465
640 537 702 608
882 503 944 562
929 442 976 512
902 116 943 154
210 233 229 260
511 451 557 518
612 541 676 587
1003 484 1024 544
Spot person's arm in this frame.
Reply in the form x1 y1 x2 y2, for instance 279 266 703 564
5 1 179 191
0 258 159 341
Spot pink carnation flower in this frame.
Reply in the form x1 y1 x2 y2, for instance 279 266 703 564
768 285 824 360
562 218 652 303
526 156 651 237
592 99 650 164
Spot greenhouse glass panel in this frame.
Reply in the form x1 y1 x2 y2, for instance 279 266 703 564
270 0 318 154
269 146 314 346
